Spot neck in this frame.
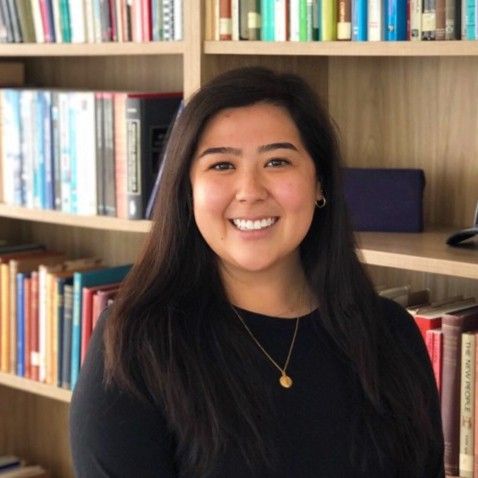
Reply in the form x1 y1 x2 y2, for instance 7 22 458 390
219 260 317 319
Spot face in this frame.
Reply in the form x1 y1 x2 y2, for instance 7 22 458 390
189 103 322 277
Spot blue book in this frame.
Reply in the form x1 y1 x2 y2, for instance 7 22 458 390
70 264 132 389
385 0 407 40
261 0 274 40
34 90 46 209
16 273 26 377
466 0 476 39
352 0 368 40
41 91 55 210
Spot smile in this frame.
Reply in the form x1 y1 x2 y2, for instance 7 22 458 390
231 217 278 231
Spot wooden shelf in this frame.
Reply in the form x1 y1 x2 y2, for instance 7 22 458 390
356 229 478 279
0 372 71 403
205 40 478 56
0 204 151 233
0 41 184 57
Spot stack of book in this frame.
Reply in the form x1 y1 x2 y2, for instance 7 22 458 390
0 88 182 220
210 0 469 42
381 283 478 477
0 0 182 43
0 241 132 391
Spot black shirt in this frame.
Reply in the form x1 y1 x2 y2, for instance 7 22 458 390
70 298 444 477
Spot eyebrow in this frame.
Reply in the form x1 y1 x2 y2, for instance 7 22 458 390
197 142 299 159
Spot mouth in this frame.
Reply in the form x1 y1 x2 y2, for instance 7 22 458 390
230 217 278 231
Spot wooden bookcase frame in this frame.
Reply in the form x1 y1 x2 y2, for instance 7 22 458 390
0 1 476 476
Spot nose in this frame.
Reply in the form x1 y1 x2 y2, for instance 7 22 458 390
234 170 268 203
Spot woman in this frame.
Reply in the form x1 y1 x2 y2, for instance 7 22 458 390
70 67 444 477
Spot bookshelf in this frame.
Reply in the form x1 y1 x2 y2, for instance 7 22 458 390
0 1 477 477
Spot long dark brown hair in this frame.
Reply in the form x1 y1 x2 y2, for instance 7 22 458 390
104 67 439 477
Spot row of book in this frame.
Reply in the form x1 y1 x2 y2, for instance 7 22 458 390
210 0 472 42
0 88 183 220
0 456 48 478
387 284 478 477
0 241 131 391
0 0 182 44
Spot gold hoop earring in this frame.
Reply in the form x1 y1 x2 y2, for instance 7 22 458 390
315 197 327 209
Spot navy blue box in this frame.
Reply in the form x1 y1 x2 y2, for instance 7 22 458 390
342 168 425 232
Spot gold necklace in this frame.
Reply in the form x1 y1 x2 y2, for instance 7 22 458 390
231 306 301 389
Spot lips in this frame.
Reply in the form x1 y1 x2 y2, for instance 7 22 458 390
230 217 278 231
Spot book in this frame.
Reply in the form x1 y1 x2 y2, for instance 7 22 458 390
70 264 132 389
441 305 478 476
125 92 182 219
427 328 443 395
92 287 118 328
459 330 476 478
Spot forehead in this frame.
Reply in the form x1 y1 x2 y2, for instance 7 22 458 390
197 103 303 146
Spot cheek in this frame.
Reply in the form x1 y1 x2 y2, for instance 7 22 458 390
192 179 229 220
276 179 317 212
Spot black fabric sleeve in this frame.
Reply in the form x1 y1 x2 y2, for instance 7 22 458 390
379 297 445 478
69 311 178 478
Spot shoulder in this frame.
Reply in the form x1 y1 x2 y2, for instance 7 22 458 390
377 296 428 359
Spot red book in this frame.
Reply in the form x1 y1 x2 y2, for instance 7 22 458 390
80 283 120 364
109 0 118 41
427 328 443 396
38 0 52 42
92 288 119 329
219 0 232 40
23 277 32 379
141 0 151 41
441 305 478 476
30 272 40 382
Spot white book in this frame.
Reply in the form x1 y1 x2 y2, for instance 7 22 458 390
69 0 86 43
19 90 35 208
74 93 97 216
30 0 45 43
232 0 240 40
83 0 96 43
289 0 300 40
275 0 287 40
368 0 384 40
58 92 72 213
52 0 63 42
410 0 422 39
174 0 183 40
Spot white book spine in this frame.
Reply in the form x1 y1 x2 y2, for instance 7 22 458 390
59 93 71 214
289 0 300 40
410 0 422 39
174 0 182 40
232 0 240 40
69 0 86 43
31 0 45 43
52 0 63 42
368 0 383 40
84 0 96 43
115 0 124 42
19 91 35 208
275 0 287 40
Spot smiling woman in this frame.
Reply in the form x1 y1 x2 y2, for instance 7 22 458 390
69 67 444 478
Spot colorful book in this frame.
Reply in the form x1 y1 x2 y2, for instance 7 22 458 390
70 264 132 389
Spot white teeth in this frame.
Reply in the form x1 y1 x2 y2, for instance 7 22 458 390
232 217 277 231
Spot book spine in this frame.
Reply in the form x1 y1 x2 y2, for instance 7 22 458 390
436 0 447 37
338 0 352 39
368 0 383 39
59 0 71 42
239 0 249 38
70 272 83 389
151 0 162 40
103 93 116 216
42 91 54 210
385 0 407 39
51 0 63 42
173 0 181 39
51 91 62 210
6 0 22 42
19 90 34 208
352 0 367 40
299 0 307 39
56 278 64 385
322 0 338 39
0 264 10 372
114 92 128 219
80 288 93 364
442 323 463 476
410 0 422 38
465 0 475 38
422 0 437 38
61 283 73 388
38 265 47 382
161 0 174 41
24 277 32 379
219 0 233 39
274 0 287 40
247 0 261 39
16 273 25 377
50 274 59 385
30 271 40 381
432 330 443 396
8 262 18 374
289 0 300 40
109 0 118 41
459 332 475 478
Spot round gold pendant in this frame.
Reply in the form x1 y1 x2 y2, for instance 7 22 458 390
279 374 293 388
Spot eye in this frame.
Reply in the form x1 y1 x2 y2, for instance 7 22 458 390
210 161 234 171
266 158 290 168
